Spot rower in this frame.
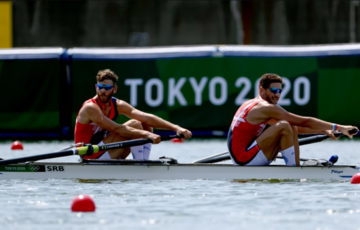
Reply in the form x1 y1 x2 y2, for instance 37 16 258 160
227 73 358 166
74 69 192 161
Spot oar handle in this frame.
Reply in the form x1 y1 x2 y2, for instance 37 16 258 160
333 128 358 137
161 134 184 141
341 128 358 136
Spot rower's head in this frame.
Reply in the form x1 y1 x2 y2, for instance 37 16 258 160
259 73 283 104
95 69 118 103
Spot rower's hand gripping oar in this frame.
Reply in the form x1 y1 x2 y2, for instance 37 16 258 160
295 128 358 145
0 134 184 165
192 129 358 164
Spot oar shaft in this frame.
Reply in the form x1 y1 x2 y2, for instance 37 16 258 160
0 150 75 165
194 154 229 164
102 134 181 151
191 151 228 163
0 134 183 165
77 134 182 156
201 135 336 163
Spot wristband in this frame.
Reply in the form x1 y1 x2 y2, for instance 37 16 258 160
333 124 338 131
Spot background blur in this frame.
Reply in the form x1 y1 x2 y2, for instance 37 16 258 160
0 0 359 140
7 1 360 47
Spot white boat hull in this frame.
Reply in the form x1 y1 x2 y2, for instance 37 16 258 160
0 163 358 180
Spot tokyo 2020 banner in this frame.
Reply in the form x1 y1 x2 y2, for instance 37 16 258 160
1 45 359 139
69 45 360 136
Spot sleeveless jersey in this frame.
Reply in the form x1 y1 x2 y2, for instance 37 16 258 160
227 98 268 165
75 97 119 159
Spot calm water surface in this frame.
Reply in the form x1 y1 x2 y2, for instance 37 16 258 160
1 138 360 230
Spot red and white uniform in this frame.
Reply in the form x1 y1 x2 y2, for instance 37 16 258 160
75 97 119 159
227 98 269 165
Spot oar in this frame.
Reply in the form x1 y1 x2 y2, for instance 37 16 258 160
0 134 183 165
55 142 84 152
193 152 326 164
192 129 358 164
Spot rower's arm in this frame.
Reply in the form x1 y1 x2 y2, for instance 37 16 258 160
268 118 326 134
80 104 151 139
296 126 327 134
264 105 358 137
117 100 192 139
266 105 334 129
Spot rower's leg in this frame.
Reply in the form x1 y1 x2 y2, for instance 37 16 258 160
256 120 294 162
291 125 300 166
270 145 281 162
103 119 144 159
269 125 299 165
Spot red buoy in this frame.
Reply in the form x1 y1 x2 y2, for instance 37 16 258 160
11 141 23 150
71 194 96 212
351 173 360 184
171 138 184 143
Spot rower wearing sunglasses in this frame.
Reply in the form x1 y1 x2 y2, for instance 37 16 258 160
227 73 358 166
75 69 192 161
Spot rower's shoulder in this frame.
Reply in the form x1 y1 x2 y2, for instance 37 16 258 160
81 99 98 110
255 100 272 108
115 99 137 114
80 102 100 116
115 98 130 107
255 101 282 112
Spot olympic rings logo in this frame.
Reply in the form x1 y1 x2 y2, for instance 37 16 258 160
29 166 40 172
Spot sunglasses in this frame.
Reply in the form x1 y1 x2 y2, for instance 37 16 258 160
97 84 115 91
268 87 283 94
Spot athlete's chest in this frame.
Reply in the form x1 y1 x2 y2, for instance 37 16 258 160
100 107 112 117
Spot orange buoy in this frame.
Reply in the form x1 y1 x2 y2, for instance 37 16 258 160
351 173 360 184
171 138 184 143
11 141 23 150
71 194 96 212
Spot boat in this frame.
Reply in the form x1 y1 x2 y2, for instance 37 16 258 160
0 132 358 180
0 158 358 180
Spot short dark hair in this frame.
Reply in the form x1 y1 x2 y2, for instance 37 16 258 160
259 73 282 89
96 69 118 84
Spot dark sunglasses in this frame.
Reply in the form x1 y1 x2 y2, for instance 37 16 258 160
97 84 115 91
268 87 283 94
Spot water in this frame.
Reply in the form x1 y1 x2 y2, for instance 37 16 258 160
1 138 360 230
